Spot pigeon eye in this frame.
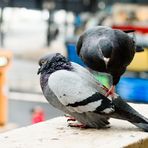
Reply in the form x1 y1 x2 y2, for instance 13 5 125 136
39 60 46 66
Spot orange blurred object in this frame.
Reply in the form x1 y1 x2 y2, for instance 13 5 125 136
0 50 13 126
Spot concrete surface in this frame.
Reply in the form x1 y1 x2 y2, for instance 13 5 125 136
0 103 148 148
0 123 17 133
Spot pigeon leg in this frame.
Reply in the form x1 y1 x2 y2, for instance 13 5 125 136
64 114 76 121
67 117 76 122
68 122 87 128
65 115 87 128
105 85 115 98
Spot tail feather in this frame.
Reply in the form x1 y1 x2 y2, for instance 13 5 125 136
110 96 148 132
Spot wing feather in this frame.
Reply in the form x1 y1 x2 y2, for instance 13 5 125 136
48 69 114 114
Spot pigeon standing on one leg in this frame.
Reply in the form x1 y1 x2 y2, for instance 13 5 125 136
38 53 148 132
76 26 144 97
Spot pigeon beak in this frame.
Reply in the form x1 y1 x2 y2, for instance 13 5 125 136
103 57 109 66
37 67 42 75
37 61 49 75
37 66 44 75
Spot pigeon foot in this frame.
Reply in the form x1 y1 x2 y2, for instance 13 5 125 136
68 122 87 128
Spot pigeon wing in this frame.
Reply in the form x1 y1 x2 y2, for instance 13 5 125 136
48 69 114 114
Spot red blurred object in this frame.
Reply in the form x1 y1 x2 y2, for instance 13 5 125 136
112 25 148 34
31 106 45 124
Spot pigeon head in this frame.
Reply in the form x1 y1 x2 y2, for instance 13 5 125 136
37 53 72 75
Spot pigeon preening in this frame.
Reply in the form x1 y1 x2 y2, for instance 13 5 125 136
76 26 144 96
38 53 148 132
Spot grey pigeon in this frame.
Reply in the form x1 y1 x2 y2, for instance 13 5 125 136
38 53 148 131
76 26 144 95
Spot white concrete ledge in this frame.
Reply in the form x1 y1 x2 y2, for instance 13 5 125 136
0 103 148 148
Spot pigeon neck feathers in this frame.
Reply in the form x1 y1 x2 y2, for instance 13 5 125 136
40 54 73 91
44 55 73 75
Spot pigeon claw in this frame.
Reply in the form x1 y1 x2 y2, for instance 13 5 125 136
65 115 87 128
68 123 87 128
64 114 76 122
67 117 76 122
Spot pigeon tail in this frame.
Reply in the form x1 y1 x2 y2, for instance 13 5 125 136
110 96 148 132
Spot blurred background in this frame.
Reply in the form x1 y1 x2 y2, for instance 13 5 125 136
0 0 147 132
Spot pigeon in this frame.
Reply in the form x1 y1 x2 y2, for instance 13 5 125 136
38 53 148 131
76 26 144 96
